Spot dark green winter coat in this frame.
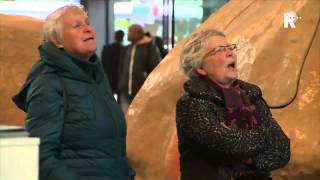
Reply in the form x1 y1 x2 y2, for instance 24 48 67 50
12 42 134 180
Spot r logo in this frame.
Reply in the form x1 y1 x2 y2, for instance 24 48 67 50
284 11 301 29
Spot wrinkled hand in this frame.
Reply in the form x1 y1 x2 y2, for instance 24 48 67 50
232 164 254 177
220 122 238 129
220 122 231 129
243 158 255 165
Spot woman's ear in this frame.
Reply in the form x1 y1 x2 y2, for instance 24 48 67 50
53 41 64 48
55 43 64 48
196 68 207 76
51 38 64 48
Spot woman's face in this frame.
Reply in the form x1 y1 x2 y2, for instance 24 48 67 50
196 35 238 88
56 9 96 61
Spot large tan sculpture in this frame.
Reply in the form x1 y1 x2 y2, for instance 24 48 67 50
0 14 43 126
126 0 320 180
0 0 319 179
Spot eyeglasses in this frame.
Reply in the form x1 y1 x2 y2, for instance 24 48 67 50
203 44 237 58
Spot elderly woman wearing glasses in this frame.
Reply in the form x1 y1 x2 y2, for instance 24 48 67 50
176 29 290 180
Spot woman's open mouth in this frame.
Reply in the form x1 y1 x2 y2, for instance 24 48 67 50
227 62 236 69
84 37 94 42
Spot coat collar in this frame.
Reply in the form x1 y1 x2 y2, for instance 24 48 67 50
184 77 262 105
39 42 101 83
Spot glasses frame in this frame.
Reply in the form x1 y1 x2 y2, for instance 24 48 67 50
203 44 237 59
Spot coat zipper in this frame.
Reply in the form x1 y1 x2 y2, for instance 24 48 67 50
94 85 122 177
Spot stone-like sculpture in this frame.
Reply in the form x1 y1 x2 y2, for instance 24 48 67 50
0 14 43 126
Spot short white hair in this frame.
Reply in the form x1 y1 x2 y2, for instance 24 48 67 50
180 29 225 78
42 4 87 44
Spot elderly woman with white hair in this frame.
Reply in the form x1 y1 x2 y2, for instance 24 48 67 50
176 29 290 180
12 5 134 180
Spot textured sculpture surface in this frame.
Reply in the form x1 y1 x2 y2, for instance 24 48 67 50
0 14 43 126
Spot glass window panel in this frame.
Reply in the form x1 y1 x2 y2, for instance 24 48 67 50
0 0 81 19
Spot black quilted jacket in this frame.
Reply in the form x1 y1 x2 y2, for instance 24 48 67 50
176 77 290 180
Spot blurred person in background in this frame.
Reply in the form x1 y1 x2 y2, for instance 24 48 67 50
145 31 168 59
101 30 125 102
118 24 160 112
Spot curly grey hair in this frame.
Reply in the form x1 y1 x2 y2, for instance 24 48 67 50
42 4 87 45
180 29 225 78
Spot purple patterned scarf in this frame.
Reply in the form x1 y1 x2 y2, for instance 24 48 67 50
207 78 260 129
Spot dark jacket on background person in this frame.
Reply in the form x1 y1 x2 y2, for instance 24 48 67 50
118 36 159 99
101 42 123 94
176 77 290 180
12 42 134 180
152 36 168 59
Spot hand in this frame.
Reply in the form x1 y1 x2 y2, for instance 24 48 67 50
220 122 231 129
232 164 254 177
220 122 238 129
243 158 254 165
233 169 246 177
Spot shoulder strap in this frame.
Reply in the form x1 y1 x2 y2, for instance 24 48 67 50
39 66 69 114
